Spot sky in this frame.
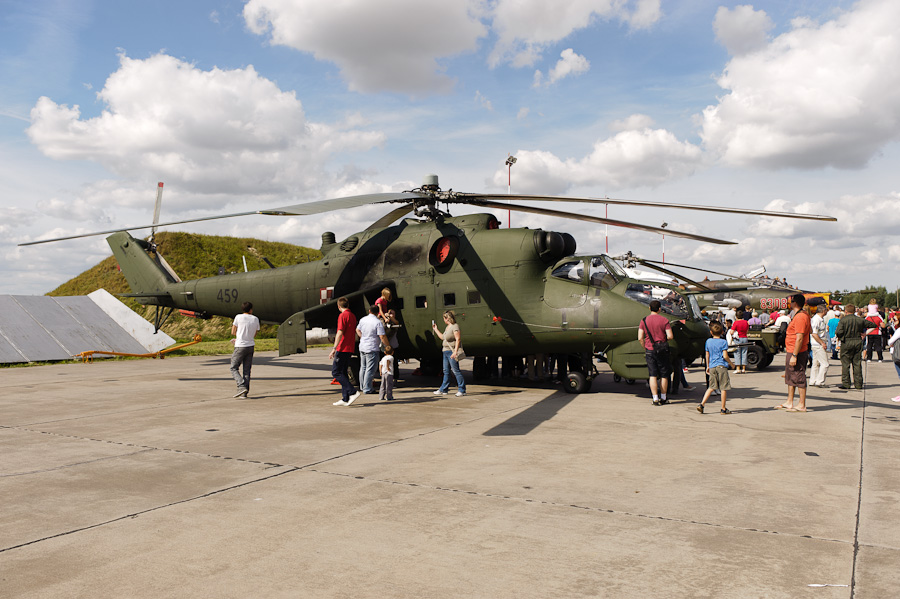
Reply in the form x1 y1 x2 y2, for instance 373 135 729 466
2 0 899 296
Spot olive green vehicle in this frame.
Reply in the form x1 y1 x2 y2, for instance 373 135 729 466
728 326 781 370
107 214 710 393
25 175 836 393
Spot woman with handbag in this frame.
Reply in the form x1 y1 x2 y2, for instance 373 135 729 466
432 310 467 397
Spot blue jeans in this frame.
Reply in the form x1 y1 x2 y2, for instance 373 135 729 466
439 350 466 393
360 351 379 393
894 360 900 380
733 338 748 366
331 351 356 400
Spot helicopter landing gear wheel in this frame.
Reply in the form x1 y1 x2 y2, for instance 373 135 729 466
625 378 635 385
565 371 591 394
613 374 622 383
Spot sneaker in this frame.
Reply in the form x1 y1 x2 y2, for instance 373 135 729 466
233 389 248 398
330 378 340 385
346 391 362 405
696 404 704 414
333 400 348 406
720 408 732 414
683 385 695 391
891 396 900 402
683 368 689 373
652 400 661 406
455 391 466 397
711 389 720 396
433 390 448 395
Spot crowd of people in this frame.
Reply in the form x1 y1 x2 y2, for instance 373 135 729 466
693 296 900 412
226 287 900 408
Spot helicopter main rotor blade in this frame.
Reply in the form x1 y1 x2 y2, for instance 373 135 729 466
474 200 736 245
263 191 424 216
458 193 837 222
365 205 415 230
638 258 749 280
630 259 712 291
19 191 425 246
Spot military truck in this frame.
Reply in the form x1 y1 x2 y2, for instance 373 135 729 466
729 324 781 370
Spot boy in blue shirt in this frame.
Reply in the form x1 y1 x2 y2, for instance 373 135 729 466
698 321 736 414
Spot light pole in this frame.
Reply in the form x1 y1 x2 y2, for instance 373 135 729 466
661 222 668 264
505 154 516 228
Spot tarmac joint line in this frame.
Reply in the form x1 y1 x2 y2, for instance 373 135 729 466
308 467 855 547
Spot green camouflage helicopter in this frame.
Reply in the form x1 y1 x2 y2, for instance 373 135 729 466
23 176 836 392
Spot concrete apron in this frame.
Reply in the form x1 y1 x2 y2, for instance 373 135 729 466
1 351 898 598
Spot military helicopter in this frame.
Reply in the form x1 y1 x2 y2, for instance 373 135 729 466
608 253 832 314
22 175 837 393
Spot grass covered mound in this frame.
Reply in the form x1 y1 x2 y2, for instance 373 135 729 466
47 231 322 341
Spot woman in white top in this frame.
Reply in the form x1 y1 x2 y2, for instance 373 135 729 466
431 310 466 397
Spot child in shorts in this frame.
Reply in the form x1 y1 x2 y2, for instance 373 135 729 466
379 345 395 401
698 321 736 414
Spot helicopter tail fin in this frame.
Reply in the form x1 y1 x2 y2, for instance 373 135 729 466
107 231 178 305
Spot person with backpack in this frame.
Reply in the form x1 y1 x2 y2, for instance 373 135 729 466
638 300 674 406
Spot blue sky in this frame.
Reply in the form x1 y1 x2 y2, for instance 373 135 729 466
2 0 898 296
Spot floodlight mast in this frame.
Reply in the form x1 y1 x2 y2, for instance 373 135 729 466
505 154 516 228
661 222 668 264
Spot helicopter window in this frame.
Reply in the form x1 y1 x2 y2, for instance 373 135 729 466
624 283 690 318
688 295 702 320
415 296 427 309
551 261 584 283
589 257 618 289
443 293 456 307
467 290 481 305
604 257 627 280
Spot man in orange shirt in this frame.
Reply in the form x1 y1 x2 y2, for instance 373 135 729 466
776 294 812 412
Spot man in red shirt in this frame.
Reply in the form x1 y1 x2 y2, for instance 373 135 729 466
638 300 674 406
329 297 361 406
776 294 812 412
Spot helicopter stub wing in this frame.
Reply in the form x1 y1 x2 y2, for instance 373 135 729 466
458 193 837 222
473 199 736 245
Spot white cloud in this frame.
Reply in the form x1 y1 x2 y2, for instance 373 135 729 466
533 48 590 87
26 53 385 209
713 5 774 56
490 0 661 67
888 245 900 261
491 127 702 194
243 0 487 94
242 0 659 92
517 107 530 120
701 0 900 169
474 90 493 111
610 113 655 132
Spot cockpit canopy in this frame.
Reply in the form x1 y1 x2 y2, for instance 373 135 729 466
624 282 700 319
551 256 624 289
550 255 701 319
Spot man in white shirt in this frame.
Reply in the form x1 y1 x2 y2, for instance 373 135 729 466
231 302 260 398
809 304 829 386
357 305 389 394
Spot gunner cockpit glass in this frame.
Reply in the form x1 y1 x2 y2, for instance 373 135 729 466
625 283 690 318
589 257 618 289
551 260 584 283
